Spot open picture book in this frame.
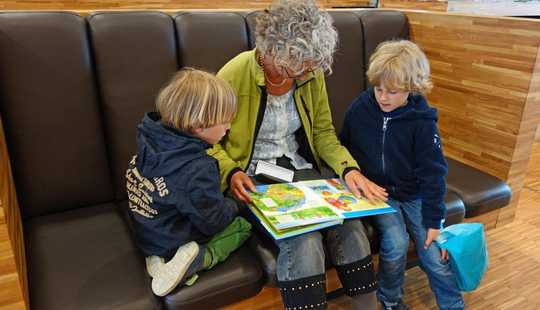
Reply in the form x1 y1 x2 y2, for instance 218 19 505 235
247 178 395 240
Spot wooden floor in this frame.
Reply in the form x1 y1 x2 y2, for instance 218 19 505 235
329 142 540 309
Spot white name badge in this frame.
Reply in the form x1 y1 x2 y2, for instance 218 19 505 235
254 160 294 183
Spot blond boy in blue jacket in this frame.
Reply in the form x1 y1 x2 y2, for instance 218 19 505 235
126 68 251 297
341 40 464 310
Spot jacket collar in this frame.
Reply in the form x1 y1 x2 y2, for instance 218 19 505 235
143 112 211 150
365 87 437 120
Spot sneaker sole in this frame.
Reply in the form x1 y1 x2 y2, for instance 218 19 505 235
151 241 199 296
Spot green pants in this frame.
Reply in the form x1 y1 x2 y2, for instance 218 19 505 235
204 216 252 270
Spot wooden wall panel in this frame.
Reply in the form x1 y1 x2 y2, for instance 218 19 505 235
405 11 540 228
380 0 447 12
497 45 540 226
0 117 28 309
0 0 373 10
0 1 271 10
327 0 372 7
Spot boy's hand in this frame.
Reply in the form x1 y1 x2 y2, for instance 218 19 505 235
230 171 256 203
425 228 449 261
344 169 388 202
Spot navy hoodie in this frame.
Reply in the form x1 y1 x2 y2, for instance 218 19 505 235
340 88 447 229
126 112 236 259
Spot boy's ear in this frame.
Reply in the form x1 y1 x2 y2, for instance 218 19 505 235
190 127 204 135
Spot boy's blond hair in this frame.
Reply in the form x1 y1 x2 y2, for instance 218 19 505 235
367 40 432 95
156 68 237 131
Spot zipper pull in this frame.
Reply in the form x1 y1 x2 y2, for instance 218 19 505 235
383 117 390 131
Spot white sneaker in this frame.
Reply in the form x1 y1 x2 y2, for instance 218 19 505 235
151 241 199 296
145 256 165 278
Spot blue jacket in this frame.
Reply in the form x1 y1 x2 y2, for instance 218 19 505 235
340 88 447 229
126 112 236 259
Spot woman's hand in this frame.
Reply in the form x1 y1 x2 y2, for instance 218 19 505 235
344 169 388 202
425 228 449 261
230 171 256 203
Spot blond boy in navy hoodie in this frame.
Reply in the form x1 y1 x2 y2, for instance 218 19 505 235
126 68 251 297
340 40 464 310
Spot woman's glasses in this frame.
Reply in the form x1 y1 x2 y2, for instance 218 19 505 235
273 56 316 80
281 64 315 79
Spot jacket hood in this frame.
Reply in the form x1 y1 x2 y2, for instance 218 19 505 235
135 112 210 177
363 87 438 121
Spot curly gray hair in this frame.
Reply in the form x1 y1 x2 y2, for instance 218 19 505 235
255 0 338 74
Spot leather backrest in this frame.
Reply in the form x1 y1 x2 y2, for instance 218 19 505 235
326 11 366 134
88 12 178 200
356 10 410 89
244 11 259 49
0 10 409 213
174 12 250 72
0 12 113 218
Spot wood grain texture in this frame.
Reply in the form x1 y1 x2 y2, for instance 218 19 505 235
404 10 540 228
379 0 447 12
497 43 540 226
0 117 28 310
524 143 540 191
327 0 372 7
0 0 373 10
0 1 272 10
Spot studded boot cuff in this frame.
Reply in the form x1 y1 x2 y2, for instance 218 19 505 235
335 255 377 297
278 274 327 310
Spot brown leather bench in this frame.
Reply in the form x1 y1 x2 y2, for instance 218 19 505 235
0 11 263 310
446 158 512 218
0 9 510 310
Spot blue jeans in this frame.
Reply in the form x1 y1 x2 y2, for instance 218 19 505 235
276 218 371 281
374 198 464 310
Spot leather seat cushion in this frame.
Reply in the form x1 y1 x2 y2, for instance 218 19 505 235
163 245 263 310
444 190 466 226
446 157 512 217
24 203 160 310
115 200 264 309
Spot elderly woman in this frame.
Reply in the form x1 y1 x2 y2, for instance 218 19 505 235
211 1 387 309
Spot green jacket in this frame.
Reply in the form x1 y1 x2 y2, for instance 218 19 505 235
211 49 359 191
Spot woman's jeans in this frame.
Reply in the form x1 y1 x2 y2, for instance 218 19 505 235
276 219 371 280
373 198 464 310
275 218 377 309
250 164 376 309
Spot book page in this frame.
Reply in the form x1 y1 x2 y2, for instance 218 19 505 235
250 182 343 230
300 179 394 218
248 178 395 235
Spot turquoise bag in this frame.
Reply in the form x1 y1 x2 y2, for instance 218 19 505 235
435 223 488 292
